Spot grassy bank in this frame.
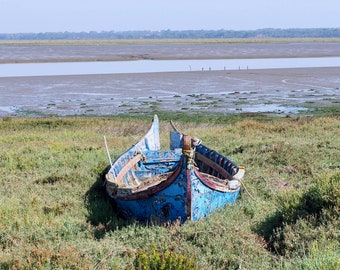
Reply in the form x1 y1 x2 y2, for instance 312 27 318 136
0 114 339 269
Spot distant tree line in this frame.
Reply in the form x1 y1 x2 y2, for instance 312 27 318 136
1 28 340 40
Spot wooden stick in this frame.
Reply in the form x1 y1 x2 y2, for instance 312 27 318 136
104 136 113 170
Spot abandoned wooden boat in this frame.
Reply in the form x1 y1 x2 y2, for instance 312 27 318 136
104 115 245 222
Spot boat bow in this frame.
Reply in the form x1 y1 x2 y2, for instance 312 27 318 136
104 115 245 222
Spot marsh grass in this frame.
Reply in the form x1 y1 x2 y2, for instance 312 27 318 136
0 114 339 269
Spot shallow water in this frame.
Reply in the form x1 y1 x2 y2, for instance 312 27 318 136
1 57 340 77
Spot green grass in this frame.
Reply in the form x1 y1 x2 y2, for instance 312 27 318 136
0 114 339 269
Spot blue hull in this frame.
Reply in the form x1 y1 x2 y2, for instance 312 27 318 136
111 159 241 222
190 169 241 221
105 115 245 223
113 161 188 222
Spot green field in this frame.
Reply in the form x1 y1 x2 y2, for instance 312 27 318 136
0 113 339 269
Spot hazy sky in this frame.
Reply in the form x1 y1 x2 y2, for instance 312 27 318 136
1 0 339 33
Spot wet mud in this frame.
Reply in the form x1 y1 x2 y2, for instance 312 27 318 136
0 43 339 117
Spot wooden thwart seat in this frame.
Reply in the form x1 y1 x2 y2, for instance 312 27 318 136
115 153 143 184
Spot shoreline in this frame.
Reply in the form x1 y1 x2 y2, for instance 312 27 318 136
1 42 339 117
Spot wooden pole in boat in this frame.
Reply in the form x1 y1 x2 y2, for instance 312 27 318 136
104 136 113 170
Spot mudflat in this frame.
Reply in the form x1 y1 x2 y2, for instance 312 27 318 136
1 41 340 63
0 41 339 117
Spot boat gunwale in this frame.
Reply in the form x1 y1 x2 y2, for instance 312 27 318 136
106 115 160 184
194 168 238 193
112 158 183 200
172 129 242 193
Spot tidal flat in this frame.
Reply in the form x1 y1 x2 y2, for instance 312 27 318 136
0 40 340 117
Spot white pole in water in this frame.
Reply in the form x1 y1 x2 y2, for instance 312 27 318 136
104 136 113 169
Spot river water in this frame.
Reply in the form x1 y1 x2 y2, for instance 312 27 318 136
1 57 340 77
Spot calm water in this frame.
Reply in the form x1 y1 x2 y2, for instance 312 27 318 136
1 57 340 77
